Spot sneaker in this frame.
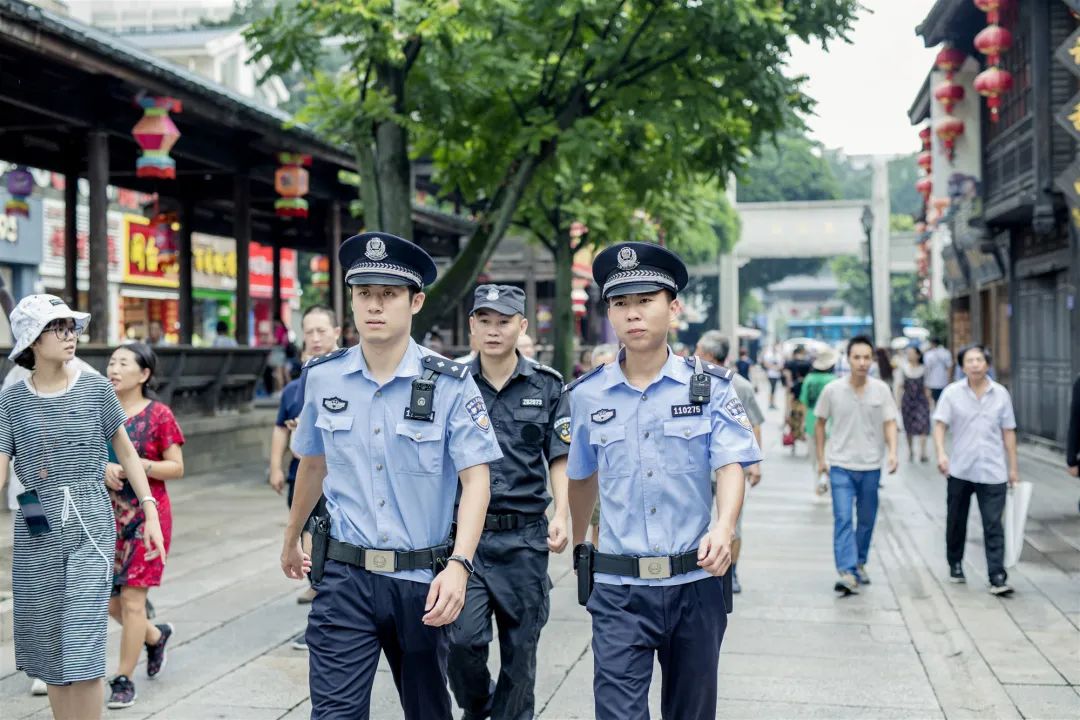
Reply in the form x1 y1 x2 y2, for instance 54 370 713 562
834 573 859 596
296 587 317 605
855 565 871 585
30 678 47 696
731 570 742 594
145 623 174 678
989 575 1014 596
949 563 966 583
290 631 308 651
107 675 137 709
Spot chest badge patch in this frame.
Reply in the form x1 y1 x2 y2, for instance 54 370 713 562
671 404 703 417
554 416 571 444
520 398 543 408
591 408 616 424
466 396 491 431
322 397 348 413
724 398 752 430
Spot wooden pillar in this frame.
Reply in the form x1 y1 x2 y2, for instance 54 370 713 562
87 131 109 343
63 168 79 310
178 194 195 345
329 200 344 326
234 175 251 346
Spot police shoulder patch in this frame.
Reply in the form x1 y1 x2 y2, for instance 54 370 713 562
303 347 348 371
465 395 491 431
724 397 752 430
553 416 571 445
563 364 604 394
685 355 735 380
422 354 469 379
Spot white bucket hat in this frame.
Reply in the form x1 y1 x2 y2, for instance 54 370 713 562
7 294 91 361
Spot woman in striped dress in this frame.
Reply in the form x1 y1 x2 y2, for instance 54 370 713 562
0 295 166 720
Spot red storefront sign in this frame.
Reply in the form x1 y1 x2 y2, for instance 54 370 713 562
249 242 297 299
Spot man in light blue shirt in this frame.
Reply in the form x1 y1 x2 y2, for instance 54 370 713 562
566 242 762 720
283 232 503 719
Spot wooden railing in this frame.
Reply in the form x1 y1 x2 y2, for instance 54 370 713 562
0 346 270 416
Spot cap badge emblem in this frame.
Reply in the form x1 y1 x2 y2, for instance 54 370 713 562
486 287 499 301
365 237 388 261
617 246 638 270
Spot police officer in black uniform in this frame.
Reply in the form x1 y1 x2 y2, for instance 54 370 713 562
448 284 571 720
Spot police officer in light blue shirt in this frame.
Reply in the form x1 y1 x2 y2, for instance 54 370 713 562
566 242 762 720
282 231 503 719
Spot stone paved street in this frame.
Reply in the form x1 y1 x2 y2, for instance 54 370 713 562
2 400 1078 719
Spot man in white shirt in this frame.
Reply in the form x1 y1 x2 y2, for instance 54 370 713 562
932 344 1018 596
815 335 899 596
923 337 952 404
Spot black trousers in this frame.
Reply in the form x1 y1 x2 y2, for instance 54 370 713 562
448 520 551 720
946 476 1007 580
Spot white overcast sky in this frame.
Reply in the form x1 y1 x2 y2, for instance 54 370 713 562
786 0 939 156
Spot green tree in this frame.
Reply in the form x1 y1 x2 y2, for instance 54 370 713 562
830 254 870 316
248 1 860 335
736 131 841 203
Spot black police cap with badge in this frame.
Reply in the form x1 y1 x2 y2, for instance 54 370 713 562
339 231 438 290
591 241 689 301
470 284 526 317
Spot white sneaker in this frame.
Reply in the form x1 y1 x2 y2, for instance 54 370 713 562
31 678 47 696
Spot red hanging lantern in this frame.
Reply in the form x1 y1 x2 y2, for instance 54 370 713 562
974 24 1012 67
933 80 965 114
935 47 967 80
934 115 965 161
974 67 1014 122
917 151 932 173
131 96 182 179
973 0 1008 25
4 166 33 217
274 153 312 219
919 126 932 150
915 176 932 202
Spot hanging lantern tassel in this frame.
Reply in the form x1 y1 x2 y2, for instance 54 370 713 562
934 115 965 162
274 153 312 219
132 96 182 179
973 0 1006 26
4 166 33 217
974 67 1014 123
919 126 932 151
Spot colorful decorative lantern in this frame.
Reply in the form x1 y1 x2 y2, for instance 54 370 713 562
132 96 182 179
274 153 311 219
974 67 1014 122
4 166 33 217
974 24 1012 67
919 126 932 150
571 288 589 317
934 115 965 161
933 80 965 114
935 47 967 80
916 176 933 202
973 0 1007 25
917 151 933 173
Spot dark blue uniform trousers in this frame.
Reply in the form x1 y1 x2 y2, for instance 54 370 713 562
447 521 551 720
306 559 452 719
587 576 728 720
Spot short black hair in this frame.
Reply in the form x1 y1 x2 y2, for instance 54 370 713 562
957 344 991 367
113 342 158 398
215 320 229 334
303 304 338 327
13 348 34 370
847 335 874 357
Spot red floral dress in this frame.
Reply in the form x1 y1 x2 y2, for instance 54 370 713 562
111 401 184 589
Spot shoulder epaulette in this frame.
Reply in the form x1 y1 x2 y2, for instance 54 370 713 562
533 363 563 382
685 356 735 380
563 364 604 393
302 347 348 370
421 354 469 379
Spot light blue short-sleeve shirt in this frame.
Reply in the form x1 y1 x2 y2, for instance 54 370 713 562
932 379 1016 485
292 340 504 583
566 349 762 587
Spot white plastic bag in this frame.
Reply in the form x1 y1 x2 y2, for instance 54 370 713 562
1004 481 1033 568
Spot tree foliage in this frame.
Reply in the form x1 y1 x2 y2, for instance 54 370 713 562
736 131 840 203
247 0 860 335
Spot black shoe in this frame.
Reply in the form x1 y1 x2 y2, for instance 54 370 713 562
145 623 174 678
949 563 966 583
107 675 137 709
989 574 1014 596
834 573 859 596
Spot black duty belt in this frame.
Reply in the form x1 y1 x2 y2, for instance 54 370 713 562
327 538 450 573
592 549 701 580
483 513 545 531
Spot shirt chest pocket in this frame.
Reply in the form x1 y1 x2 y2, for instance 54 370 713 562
589 425 629 478
512 408 547 446
394 422 445 476
315 413 354 464
662 418 711 474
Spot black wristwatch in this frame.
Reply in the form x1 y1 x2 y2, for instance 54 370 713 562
447 554 474 575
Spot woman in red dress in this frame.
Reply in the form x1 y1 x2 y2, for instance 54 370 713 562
104 343 185 710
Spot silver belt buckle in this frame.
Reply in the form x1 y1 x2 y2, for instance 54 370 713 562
638 556 672 580
364 549 396 573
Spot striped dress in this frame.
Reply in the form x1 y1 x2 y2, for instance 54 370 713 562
0 370 126 684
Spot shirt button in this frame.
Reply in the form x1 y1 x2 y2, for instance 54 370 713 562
642 394 648 401
378 499 385 507
415 432 422 440
650 507 656 514
380 534 388 543
644 431 650 439
374 428 381 435
683 429 690 437
653 544 661 552
601 435 607 443
647 470 653 477
375 391 382 398
376 464 383 471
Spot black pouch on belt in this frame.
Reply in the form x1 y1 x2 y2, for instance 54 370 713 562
721 565 734 614
310 514 331 584
573 542 595 606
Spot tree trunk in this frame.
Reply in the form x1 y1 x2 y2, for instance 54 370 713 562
374 64 412 238
552 234 575 378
